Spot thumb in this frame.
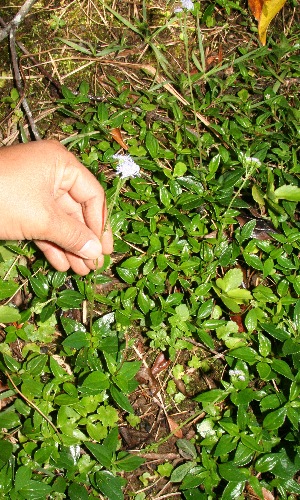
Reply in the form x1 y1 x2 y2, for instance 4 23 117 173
45 210 103 259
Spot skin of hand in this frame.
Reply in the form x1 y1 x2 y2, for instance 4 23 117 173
0 140 113 275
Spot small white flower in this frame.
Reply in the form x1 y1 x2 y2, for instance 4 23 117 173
229 369 246 382
241 154 262 168
112 153 140 179
265 93 271 100
175 0 194 12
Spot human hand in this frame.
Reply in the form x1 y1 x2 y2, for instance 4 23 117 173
0 140 113 275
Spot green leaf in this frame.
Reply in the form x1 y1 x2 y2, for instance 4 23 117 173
110 384 134 413
256 361 272 380
79 371 110 395
274 184 300 201
0 440 13 464
57 290 84 309
29 274 49 299
240 434 263 452
0 279 19 300
176 439 198 459
243 253 263 271
0 305 21 323
271 359 294 380
216 268 243 293
62 332 89 349
85 442 113 468
261 322 290 341
95 471 126 500
240 219 256 241
228 346 258 364
218 462 250 481
263 406 287 430
14 465 31 491
137 289 151 314
116 267 136 284
221 481 246 500
214 435 238 457
115 452 145 472
19 481 52 499
170 462 197 482
26 355 47 376
233 442 254 466
194 389 225 403
68 483 90 500
145 131 159 158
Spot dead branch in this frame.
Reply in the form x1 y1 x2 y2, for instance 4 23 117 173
9 28 41 140
0 0 38 42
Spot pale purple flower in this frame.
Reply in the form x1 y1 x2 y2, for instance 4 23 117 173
175 0 194 12
112 153 140 179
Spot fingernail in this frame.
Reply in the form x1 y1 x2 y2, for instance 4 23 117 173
79 240 102 259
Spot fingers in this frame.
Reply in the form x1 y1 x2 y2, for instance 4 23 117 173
35 240 106 276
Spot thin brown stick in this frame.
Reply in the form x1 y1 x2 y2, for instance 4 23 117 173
0 0 38 42
5 371 61 439
9 28 41 140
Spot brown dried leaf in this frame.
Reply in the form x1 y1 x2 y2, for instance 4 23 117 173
110 128 128 150
151 352 170 377
167 416 183 438
248 0 264 20
136 365 159 395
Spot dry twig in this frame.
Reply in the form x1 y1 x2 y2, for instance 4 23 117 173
0 0 38 42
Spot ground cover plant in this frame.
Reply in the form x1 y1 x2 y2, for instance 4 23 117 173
0 0 300 499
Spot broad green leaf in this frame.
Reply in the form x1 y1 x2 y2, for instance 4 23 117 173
95 471 126 500
228 346 258 364
0 305 21 323
194 389 226 403
176 439 197 459
256 361 272 380
68 483 90 500
233 442 254 466
115 452 145 472
19 481 52 499
0 440 13 464
145 131 159 158
85 442 113 468
62 332 89 349
218 462 250 481
216 268 243 293
14 465 31 491
263 406 287 430
110 384 134 413
0 280 19 300
29 274 49 299
79 372 110 395
261 322 290 341
243 253 263 271
221 481 245 500
271 358 294 380
214 434 239 457
274 183 300 201
240 434 263 452
170 462 197 482
57 290 84 309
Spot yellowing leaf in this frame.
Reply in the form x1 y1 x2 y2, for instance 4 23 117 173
258 0 288 45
